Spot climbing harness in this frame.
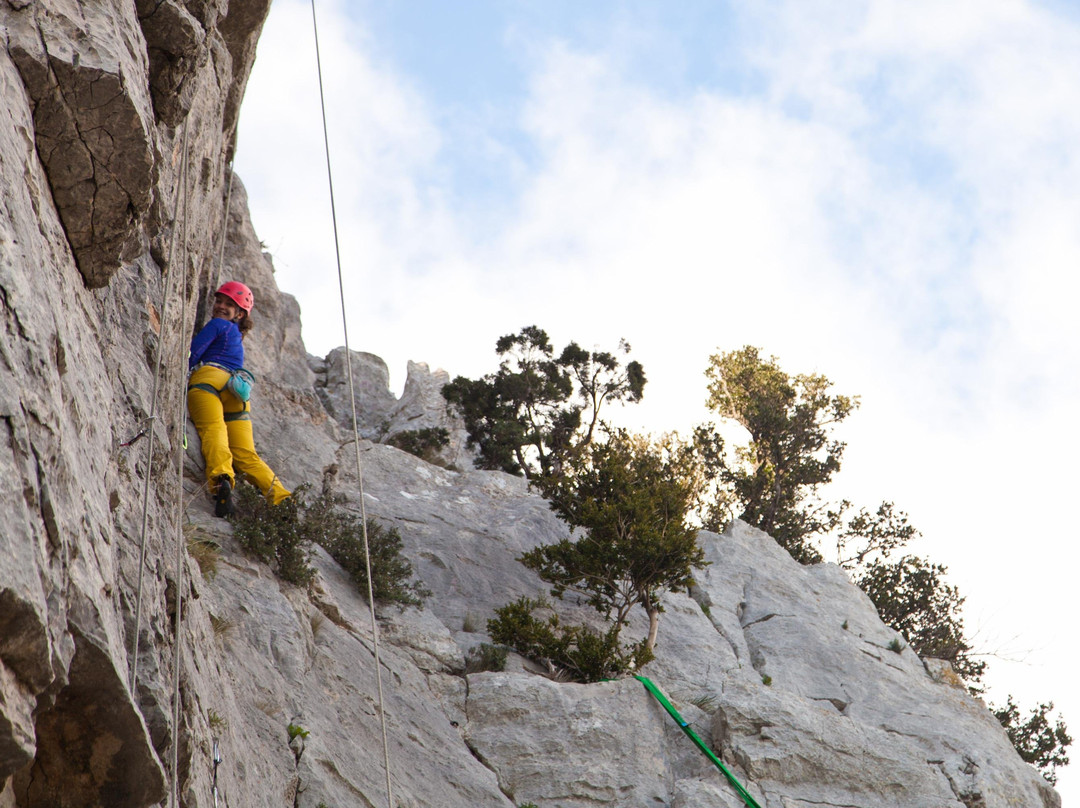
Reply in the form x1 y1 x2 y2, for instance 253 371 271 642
188 362 256 403
311 1 394 806
635 675 763 808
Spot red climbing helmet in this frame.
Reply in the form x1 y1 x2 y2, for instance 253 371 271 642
216 281 254 313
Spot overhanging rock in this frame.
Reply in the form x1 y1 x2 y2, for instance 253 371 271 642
6 0 156 288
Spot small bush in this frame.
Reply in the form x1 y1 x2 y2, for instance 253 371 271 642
462 612 482 632
232 483 315 587
209 613 234 639
761 674 772 686
689 693 718 712
386 427 450 465
208 709 228 731
231 483 428 606
487 596 652 683
858 554 985 686
185 525 220 579
313 503 430 608
888 638 906 654
287 723 310 741
465 643 508 674
993 696 1072 784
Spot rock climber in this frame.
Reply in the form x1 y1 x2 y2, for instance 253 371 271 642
187 281 290 516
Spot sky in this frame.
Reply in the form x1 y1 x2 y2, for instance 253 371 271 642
235 0 1080 798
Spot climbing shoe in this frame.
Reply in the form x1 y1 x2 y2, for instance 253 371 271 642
214 476 234 518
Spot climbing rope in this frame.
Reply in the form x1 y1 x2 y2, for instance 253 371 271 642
129 118 191 695
170 119 195 808
310 2 394 807
210 161 235 297
635 675 763 808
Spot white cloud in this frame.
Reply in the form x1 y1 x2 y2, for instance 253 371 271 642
237 0 458 365
238 3 1080 797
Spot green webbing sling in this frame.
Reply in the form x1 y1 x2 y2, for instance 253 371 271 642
634 675 763 808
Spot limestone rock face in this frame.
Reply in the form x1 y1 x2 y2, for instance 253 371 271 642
168 514 514 808
0 3 1065 808
6 0 157 287
695 523 1061 808
464 675 674 807
315 351 472 468
315 348 399 439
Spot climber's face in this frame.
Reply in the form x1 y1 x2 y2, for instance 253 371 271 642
212 293 243 322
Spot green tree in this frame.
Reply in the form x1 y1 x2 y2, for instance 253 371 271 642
700 348 990 687
837 505 988 688
385 427 450 466
523 429 709 655
835 501 919 570
992 696 1072 785
700 347 1069 766
704 346 859 563
442 326 645 478
488 596 651 683
856 554 985 685
559 338 647 446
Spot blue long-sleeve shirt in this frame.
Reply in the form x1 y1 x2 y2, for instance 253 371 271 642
189 317 244 371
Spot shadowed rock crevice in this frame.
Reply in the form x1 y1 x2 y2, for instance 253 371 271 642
0 591 52 696
688 590 746 667
12 628 166 808
933 758 988 808
810 696 850 715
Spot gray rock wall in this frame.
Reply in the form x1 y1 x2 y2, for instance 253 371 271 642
1 0 271 804
0 3 1064 807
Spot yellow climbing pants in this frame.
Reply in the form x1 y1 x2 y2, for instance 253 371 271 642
187 365 291 505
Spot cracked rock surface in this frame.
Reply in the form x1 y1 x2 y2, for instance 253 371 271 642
6 0 156 287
